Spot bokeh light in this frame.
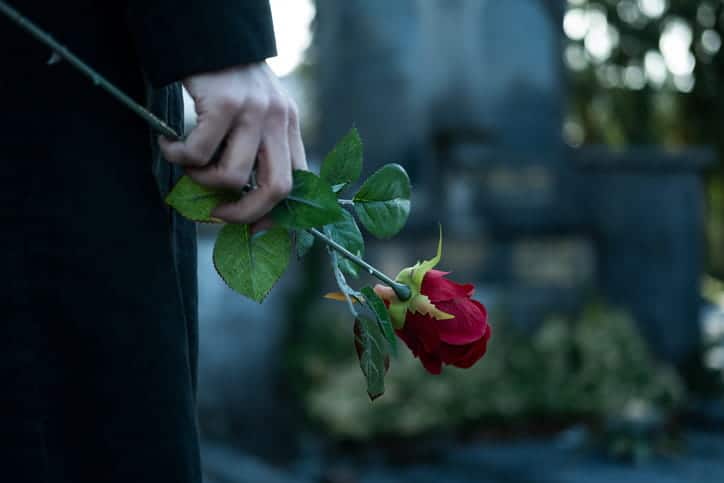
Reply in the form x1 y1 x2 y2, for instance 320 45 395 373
644 50 667 86
617 0 642 25
659 18 696 78
702 29 722 56
583 7 620 62
637 0 667 19
623 64 646 90
564 8 589 40
697 2 717 29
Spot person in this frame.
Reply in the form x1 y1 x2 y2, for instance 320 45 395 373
0 1 304 482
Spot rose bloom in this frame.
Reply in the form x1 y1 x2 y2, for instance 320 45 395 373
379 269 490 374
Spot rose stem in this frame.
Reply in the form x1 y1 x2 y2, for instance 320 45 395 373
307 228 412 301
0 0 181 140
326 248 359 316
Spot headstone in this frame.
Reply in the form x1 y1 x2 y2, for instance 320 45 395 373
584 154 707 364
314 0 425 175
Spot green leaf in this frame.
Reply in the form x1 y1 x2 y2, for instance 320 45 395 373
354 316 388 400
360 286 397 355
272 170 345 230
213 224 291 303
323 210 364 277
165 176 239 222
353 164 411 239
295 230 315 259
388 302 407 330
389 226 446 329
409 293 454 321
410 225 443 288
320 128 363 188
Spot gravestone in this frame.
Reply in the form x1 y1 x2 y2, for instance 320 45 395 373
314 0 713 364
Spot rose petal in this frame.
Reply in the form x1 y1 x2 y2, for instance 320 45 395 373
396 311 446 374
439 324 491 369
434 298 488 345
421 270 474 303
419 351 443 375
398 312 440 354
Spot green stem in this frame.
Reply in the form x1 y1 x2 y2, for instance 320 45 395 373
325 247 359 317
307 228 411 301
0 0 181 140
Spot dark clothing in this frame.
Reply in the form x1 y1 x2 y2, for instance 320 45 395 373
0 1 276 482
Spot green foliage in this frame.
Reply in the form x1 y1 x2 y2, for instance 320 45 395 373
360 286 397 354
165 176 238 222
288 302 684 439
213 224 291 303
323 210 364 277
295 229 315 259
272 170 345 230
320 127 363 190
390 227 445 327
355 316 388 401
353 164 411 239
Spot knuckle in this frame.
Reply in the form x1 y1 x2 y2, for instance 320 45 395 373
288 101 300 126
217 166 248 189
244 96 269 119
217 94 243 113
186 144 213 166
266 95 288 122
160 146 180 163
269 176 293 200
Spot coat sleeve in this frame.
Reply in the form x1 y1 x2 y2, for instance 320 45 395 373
126 0 277 87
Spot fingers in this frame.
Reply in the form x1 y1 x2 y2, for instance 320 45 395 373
211 107 293 224
288 102 308 171
236 104 305 230
185 122 262 190
159 104 236 168
170 63 304 225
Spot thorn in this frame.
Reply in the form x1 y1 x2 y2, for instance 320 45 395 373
47 51 61 65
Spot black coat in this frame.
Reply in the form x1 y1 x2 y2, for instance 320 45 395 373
0 2 276 482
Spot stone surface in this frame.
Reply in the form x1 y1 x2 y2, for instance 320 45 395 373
589 171 705 363
512 237 595 288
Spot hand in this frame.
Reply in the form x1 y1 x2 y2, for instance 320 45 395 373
159 62 307 226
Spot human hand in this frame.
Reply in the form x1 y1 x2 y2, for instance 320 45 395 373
159 62 307 226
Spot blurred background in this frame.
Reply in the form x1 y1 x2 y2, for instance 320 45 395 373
196 1 724 482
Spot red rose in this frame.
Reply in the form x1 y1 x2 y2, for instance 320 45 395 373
390 270 491 374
